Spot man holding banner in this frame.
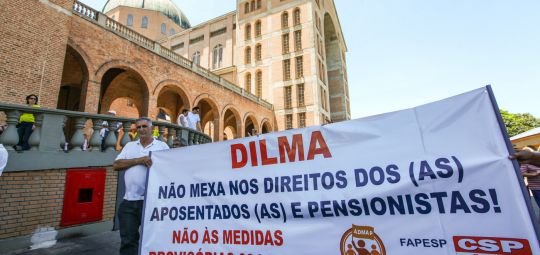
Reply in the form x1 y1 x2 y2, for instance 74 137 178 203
113 117 169 255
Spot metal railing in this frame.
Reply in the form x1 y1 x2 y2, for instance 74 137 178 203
72 1 273 110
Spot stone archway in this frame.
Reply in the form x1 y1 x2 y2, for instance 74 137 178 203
222 106 241 140
194 95 220 141
260 118 272 134
58 45 90 142
155 82 191 124
58 45 89 112
98 67 149 117
323 13 348 122
244 113 259 137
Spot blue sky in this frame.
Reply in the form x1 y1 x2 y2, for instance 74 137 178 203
81 0 540 118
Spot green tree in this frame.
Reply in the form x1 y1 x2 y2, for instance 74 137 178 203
500 109 540 137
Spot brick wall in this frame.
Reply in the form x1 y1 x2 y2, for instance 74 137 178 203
49 0 76 10
0 0 71 108
103 168 118 222
0 168 117 239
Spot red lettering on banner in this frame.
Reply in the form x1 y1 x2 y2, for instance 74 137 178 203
278 134 304 163
307 131 332 160
222 229 284 246
231 144 248 168
453 236 531 255
249 141 258 167
260 140 278 165
231 131 332 169
172 229 181 243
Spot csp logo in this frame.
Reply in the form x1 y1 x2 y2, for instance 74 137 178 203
453 236 532 255
340 225 386 255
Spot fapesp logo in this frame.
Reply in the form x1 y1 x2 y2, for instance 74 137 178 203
453 236 532 255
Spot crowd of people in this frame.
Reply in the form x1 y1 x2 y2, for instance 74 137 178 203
93 106 200 151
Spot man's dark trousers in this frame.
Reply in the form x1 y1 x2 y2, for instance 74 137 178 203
118 200 143 255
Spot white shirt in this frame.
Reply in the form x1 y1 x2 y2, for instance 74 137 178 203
177 114 188 127
115 139 169 200
101 121 121 131
187 112 200 130
0 144 7 175
99 127 107 138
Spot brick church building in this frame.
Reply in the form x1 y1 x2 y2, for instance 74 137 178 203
102 0 351 132
0 0 349 251
1 0 349 141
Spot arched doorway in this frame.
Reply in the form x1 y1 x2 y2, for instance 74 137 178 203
58 45 88 112
156 84 190 124
196 97 219 141
222 107 241 140
323 13 349 122
261 119 272 134
58 45 89 144
244 114 259 137
99 67 149 117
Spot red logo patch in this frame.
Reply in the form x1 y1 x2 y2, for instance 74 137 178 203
453 236 532 255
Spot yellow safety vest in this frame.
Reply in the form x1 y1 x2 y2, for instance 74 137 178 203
19 104 40 123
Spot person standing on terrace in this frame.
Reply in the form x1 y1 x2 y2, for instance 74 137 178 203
187 106 201 131
177 109 189 127
14 94 40 151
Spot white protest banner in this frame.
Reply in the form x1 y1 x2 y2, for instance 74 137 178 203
140 87 540 255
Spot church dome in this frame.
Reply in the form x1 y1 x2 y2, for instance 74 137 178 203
103 0 191 29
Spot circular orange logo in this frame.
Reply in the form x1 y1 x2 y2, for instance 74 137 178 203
340 225 386 255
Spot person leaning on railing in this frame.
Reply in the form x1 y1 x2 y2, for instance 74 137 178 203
14 94 40 151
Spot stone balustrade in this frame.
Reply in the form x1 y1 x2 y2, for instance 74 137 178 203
159 46 192 69
73 1 97 21
0 103 211 172
72 1 273 110
105 17 156 50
